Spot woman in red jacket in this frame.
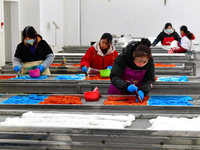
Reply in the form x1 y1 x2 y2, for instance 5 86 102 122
80 33 118 73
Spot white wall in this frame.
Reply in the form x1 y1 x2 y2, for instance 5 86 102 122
4 1 11 62
41 0 64 52
19 0 40 31
0 0 5 66
1 0 200 65
64 0 80 46
10 2 19 55
63 0 200 46
4 1 19 62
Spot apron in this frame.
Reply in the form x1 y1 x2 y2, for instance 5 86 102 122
162 37 175 45
21 60 51 75
107 67 146 95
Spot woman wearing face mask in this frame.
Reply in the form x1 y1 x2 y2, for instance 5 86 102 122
107 38 155 102
80 33 118 72
13 26 54 75
152 23 181 46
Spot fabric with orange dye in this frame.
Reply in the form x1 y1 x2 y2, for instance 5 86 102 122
50 64 80 67
85 74 110 80
50 64 62 66
154 63 176 67
104 96 149 105
39 95 82 105
0 76 16 80
71 64 80 67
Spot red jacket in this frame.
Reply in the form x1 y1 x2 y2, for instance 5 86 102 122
80 42 118 70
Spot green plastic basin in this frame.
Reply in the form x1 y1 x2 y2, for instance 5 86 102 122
100 69 111 77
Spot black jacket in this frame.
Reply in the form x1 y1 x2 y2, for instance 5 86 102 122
152 29 181 46
14 35 53 62
110 41 155 96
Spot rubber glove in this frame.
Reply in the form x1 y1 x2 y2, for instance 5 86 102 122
14 66 21 72
107 66 112 70
136 90 144 103
36 65 44 72
82 66 88 73
127 84 138 92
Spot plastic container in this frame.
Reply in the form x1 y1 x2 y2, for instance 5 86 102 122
29 69 40 78
84 91 99 101
100 69 111 77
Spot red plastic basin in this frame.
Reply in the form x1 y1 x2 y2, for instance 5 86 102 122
84 91 99 102
29 69 40 78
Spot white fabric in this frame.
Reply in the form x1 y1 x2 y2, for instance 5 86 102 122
93 41 115 56
181 36 193 51
148 116 200 131
0 111 135 129
170 40 179 48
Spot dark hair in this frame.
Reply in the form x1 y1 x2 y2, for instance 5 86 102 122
180 25 193 40
164 23 172 29
100 33 113 44
135 39 152 59
22 26 37 39
140 38 151 47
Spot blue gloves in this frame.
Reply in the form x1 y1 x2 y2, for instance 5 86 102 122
107 66 112 70
14 66 21 72
82 66 88 73
127 84 144 103
136 90 144 103
36 65 44 72
127 84 138 92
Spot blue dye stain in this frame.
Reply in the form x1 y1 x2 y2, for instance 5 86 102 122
10 76 49 80
157 76 188 82
148 95 193 106
0 94 49 104
54 74 85 80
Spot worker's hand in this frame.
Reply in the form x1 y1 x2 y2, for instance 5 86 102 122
136 90 144 102
82 66 88 73
107 66 112 70
36 65 44 72
127 84 138 92
14 66 21 72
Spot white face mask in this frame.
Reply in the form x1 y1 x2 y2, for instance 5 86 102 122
166 29 172 33
25 39 34 44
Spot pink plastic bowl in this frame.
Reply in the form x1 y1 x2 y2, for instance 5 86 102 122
84 91 99 102
29 69 40 78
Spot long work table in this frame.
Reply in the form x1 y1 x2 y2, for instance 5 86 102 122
0 74 199 95
0 94 199 149
1 52 196 76
62 45 170 53
53 53 194 63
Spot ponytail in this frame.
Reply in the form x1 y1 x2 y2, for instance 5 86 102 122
180 25 193 40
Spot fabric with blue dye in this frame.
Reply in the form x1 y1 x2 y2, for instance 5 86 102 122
157 76 188 82
55 74 85 80
148 95 193 106
10 75 49 80
0 94 49 104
